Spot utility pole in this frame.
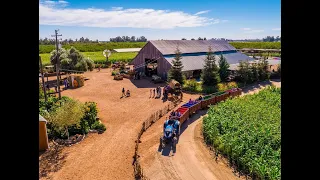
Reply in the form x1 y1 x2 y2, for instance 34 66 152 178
51 29 62 99
39 56 47 102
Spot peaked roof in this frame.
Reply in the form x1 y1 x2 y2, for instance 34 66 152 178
149 40 236 55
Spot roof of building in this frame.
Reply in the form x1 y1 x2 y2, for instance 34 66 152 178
165 52 254 71
228 59 281 71
150 40 236 55
39 114 47 123
112 48 141 53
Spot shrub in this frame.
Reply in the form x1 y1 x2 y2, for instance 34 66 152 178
47 99 85 139
111 71 117 76
217 81 238 92
91 121 106 132
83 102 98 128
75 59 88 71
86 58 95 71
182 79 202 92
202 86 217 94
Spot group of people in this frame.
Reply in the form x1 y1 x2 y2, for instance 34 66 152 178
150 86 162 98
170 110 181 118
121 87 131 98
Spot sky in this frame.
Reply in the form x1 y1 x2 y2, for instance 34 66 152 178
39 0 281 41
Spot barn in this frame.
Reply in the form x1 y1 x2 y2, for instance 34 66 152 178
131 40 253 80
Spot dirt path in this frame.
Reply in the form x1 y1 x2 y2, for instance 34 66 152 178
139 80 281 180
42 69 175 180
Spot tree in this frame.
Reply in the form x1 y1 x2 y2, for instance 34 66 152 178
250 63 260 82
257 57 270 81
168 47 184 84
50 48 68 65
218 54 230 82
198 37 203 40
237 60 250 85
203 37 207 40
131 36 136 42
48 100 85 139
201 46 220 86
181 38 186 40
191 38 195 40
51 46 94 71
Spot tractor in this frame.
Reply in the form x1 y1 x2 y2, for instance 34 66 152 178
160 119 180 149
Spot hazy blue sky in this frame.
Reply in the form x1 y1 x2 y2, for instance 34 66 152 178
39 0 281 40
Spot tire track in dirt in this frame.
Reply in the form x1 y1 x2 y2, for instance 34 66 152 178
139 80 281 180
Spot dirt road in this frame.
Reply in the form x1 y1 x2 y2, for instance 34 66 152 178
42 69 175 180
139 80 281 180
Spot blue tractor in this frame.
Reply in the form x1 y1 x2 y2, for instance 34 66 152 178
160 119 180 149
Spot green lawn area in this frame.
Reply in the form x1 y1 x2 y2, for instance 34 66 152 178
40 51 138 66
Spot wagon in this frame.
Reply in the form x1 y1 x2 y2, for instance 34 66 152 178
170 107 189 124
182 101 201 116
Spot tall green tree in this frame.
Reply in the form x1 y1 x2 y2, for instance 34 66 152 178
50 46 94 71
218 53 230 82
168 47 184 84
237 60 250 85
201 46 220 86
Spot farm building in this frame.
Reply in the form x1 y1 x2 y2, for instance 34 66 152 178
131 40 253 79
112 48 141 53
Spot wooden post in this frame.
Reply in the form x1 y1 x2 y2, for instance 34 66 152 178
39 56 47 102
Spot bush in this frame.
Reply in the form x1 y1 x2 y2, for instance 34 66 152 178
182 79 202 92
202 86 217 94
91 121 106 132
217 81 238 92
111 71 117 76
86 58 95 71
83 102 98 128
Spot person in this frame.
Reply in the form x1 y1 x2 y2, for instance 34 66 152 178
122 87 126 97
158 86 162 98
98 64 101 72
126 90 130 97
153 88 156 98
189 98 192 103
150 89 152 98
176 111 181 117
46 83 50 91
64 79 68 89
170 111 175 116
198 95 203 100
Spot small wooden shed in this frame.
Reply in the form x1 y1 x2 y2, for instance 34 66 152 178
39 115 49 151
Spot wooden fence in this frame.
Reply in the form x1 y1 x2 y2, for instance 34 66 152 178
133 101 177 180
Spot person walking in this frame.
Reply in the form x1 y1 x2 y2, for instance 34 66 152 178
64 79 68 89
153 88 156 98
150 89 152 98
122 87 126 97
159 86 162 98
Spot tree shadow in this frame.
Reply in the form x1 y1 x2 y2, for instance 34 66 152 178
39 142 68 179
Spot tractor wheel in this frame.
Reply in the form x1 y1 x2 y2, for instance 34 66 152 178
172 137 178 148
